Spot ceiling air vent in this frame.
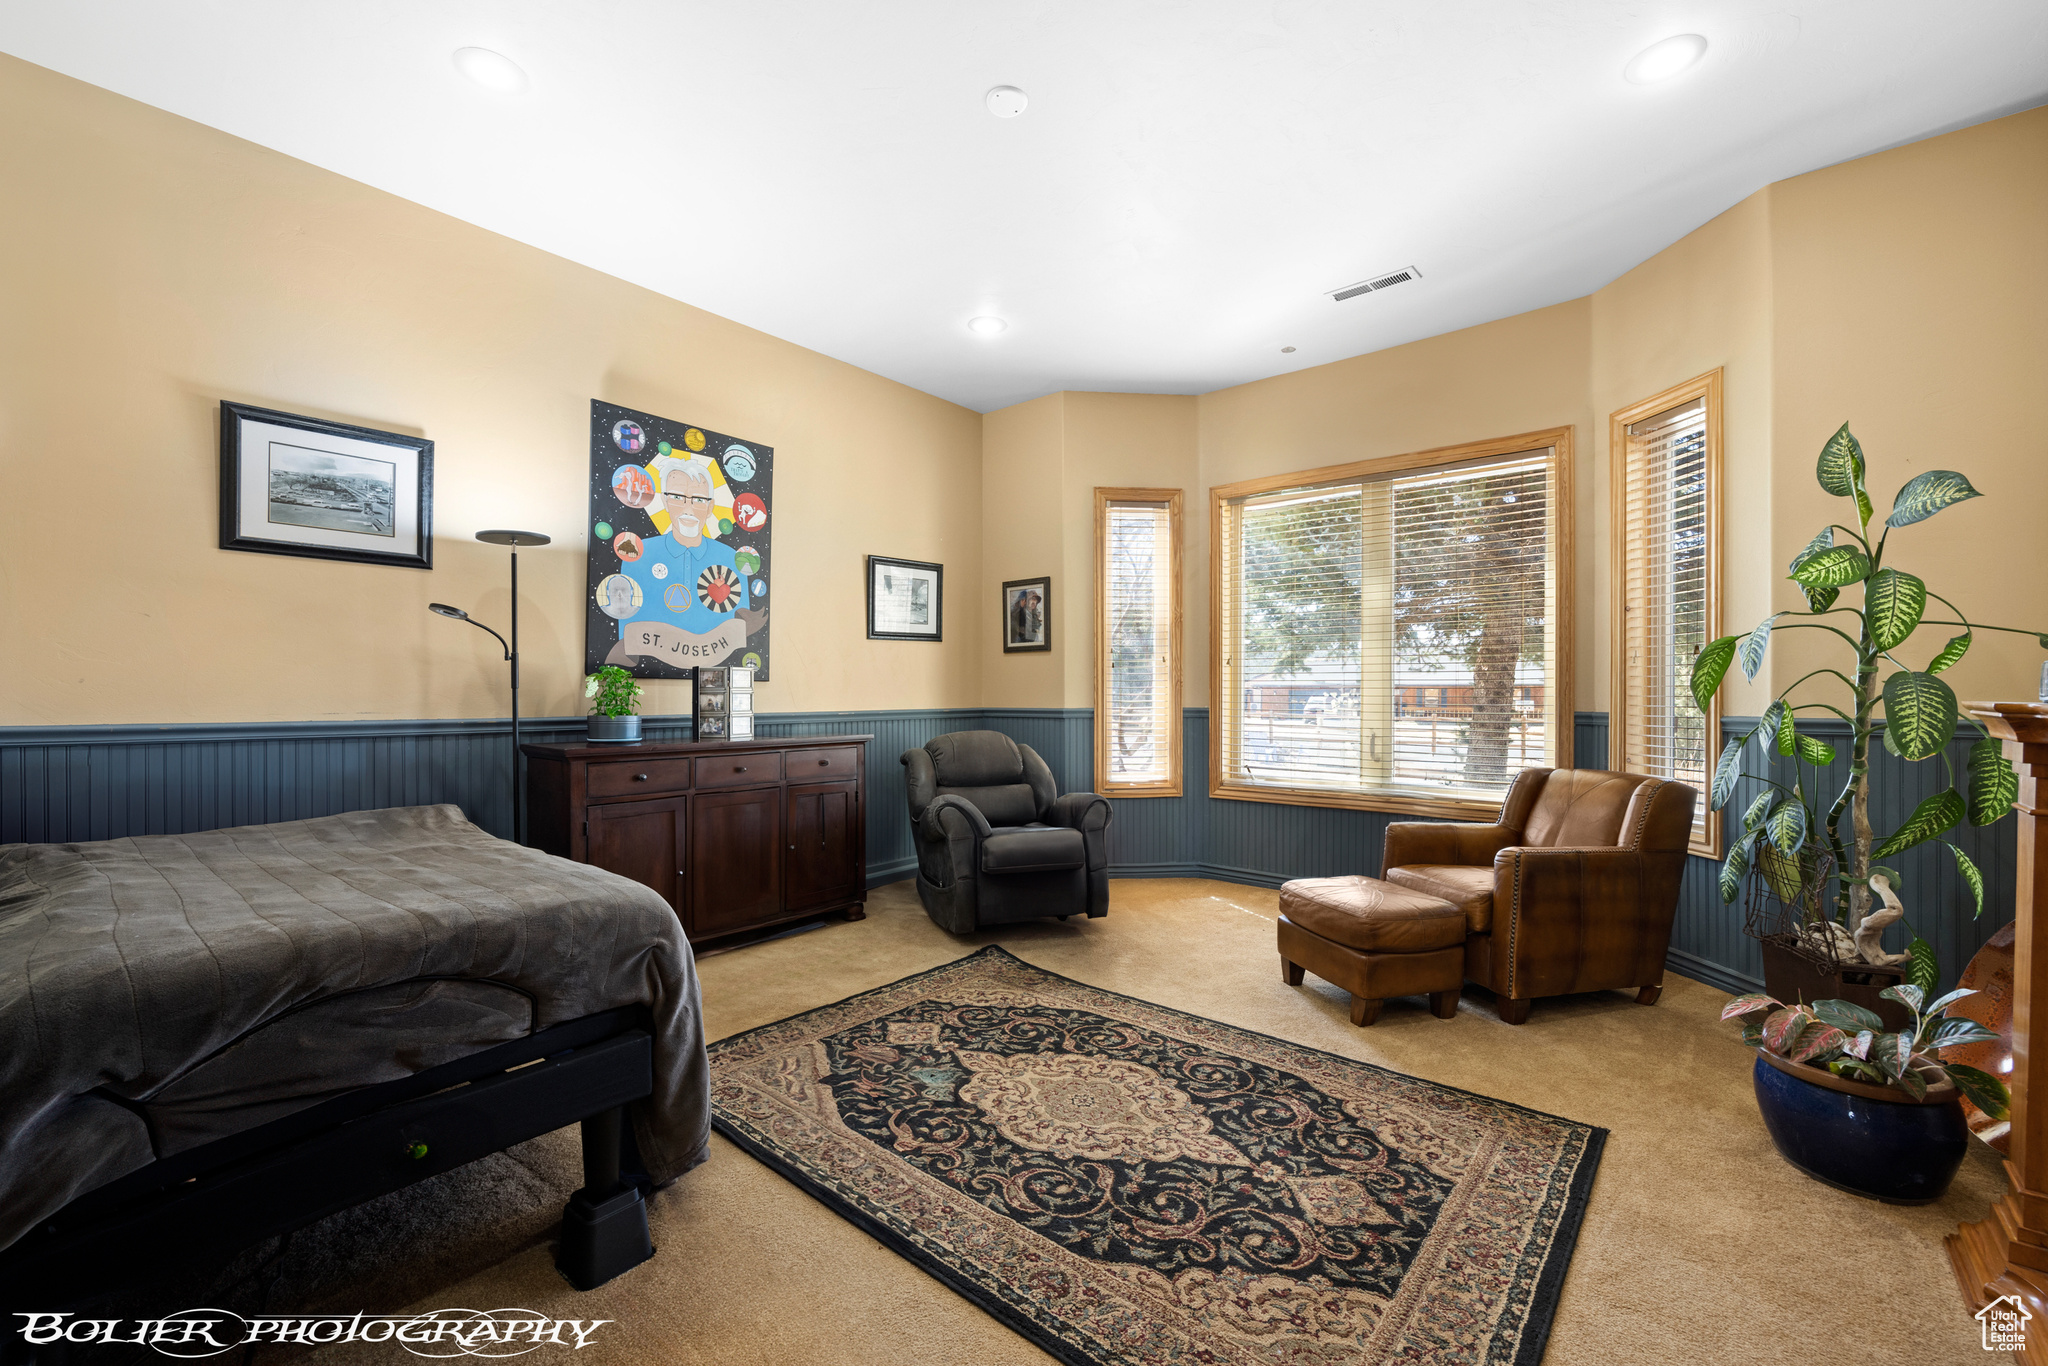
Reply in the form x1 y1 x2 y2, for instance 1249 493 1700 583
1328 266 1422 302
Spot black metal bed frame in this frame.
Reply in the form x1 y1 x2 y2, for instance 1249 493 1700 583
1 1006 660 1362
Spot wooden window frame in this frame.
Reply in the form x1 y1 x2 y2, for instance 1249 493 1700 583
1208 427 1575 819
1094 487 1185 797
1609 369 1722 859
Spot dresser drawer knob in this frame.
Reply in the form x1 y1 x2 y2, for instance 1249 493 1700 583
633 773 650 782
818 759 829 765
735 766 747 773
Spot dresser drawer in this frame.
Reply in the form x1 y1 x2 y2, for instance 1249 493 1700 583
588 757 693 799
696 751 782 789
786 746 860 781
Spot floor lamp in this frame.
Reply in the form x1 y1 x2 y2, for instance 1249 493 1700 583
429 529 552 844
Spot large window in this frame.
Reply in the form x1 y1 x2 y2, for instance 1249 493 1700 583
1095 488 1184 796
1211 430 1572 816
1611 370 1721 856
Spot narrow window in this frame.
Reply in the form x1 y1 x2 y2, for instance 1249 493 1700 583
1095 489 1184 796
1211 431 1572 816
1612 370 1721 856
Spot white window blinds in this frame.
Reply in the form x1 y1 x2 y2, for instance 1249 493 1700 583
1215 444 1562 811
1097 492 1182 793
1618 396 1713 847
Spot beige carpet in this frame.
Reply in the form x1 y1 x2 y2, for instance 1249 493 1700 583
308 878 2002 1365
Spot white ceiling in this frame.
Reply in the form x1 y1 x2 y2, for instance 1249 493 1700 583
3 2 2044 413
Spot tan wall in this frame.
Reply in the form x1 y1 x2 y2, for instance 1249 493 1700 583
979 394 1066 708
1193 300 1596 709
4 51 2038 737
0 54 984 726
1767 105 2048 707
1589 190 1776 718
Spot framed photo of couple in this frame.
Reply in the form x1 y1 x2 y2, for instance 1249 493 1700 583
1002 576 1051 653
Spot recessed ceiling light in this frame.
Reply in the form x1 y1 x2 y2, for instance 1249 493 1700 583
968 316 1009 337
453 47 529 94
985 86 1028 118
1624 34 1707 85
1280 346 1296 354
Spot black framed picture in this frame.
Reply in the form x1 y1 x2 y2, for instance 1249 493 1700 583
1002 576 1052 652
219 401 433 569
584 400 773 681
867 555 943 641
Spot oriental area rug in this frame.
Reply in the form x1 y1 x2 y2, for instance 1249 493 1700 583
707 947 1605 1366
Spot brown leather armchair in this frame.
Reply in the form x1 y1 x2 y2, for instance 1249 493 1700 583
1381 767 1697 1024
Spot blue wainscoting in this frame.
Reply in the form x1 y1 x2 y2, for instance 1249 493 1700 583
0 710 982 891
1570 713 2014 995
1 706 2014 993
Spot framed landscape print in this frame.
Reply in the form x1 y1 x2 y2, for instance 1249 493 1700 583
867 555 943 641
218 401 433 569
1002 575 1052 652
585 400 774 681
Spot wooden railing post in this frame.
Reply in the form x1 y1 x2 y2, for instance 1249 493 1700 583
1950 702 2048 1356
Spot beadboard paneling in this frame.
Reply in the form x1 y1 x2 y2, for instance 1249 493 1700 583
3 707 2015 991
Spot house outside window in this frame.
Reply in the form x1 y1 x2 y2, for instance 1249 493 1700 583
1211 430 1573 817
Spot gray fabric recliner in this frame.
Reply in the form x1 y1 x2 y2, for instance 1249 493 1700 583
902 731 1112 933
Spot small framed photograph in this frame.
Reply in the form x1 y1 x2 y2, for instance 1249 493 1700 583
867 555 943 642
698 714 728 739
729 690 753 714
697 667 727 689
699 692 727 715
1002 576 1052 653
219 401 433 569
729 665 754 692
729 713 755 740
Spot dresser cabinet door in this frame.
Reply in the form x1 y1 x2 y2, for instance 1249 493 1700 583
785 780 859 911
688 787 784 938
585 795 688 915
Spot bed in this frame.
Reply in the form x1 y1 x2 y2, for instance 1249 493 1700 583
0 804 709 1318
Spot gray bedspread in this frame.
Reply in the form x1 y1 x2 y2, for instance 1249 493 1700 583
0 804 710 1255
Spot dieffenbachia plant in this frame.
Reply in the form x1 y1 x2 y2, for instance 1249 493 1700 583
1721 986 2010 1111
1691 425 2046 967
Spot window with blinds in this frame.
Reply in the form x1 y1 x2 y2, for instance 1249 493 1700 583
1095 489 1183 795
1211 433 1570 816
1611 372 1721 855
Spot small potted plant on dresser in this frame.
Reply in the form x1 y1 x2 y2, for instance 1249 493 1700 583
1723 985 2007 1202
585 666 643 743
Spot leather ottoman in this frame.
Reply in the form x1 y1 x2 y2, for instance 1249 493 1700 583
1278 875 1466 1026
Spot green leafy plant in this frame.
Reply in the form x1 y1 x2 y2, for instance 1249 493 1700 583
1721 986 2009 1114
584 665 643 718
1691 425 2045 963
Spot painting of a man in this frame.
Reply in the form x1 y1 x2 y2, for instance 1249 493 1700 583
1002 578 1052 652
587 402 774 679
604 454 765 666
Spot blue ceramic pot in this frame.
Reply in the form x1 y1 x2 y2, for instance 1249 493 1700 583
586 715 642 744
1751 1053 1969 1204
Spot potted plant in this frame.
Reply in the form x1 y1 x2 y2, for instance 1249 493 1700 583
1722 985 2007 1202
585 665 644 743
1690 425 2045 1006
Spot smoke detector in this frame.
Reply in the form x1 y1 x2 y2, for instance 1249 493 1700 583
1328 266 1421 302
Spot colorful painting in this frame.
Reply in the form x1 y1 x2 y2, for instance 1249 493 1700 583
585 401 773 679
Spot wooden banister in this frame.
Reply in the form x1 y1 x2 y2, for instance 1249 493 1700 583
1949 702 2048 1357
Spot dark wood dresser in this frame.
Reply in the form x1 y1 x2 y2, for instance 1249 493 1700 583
522 734 871 945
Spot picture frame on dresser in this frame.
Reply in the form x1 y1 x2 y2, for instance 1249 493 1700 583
218 400 434 569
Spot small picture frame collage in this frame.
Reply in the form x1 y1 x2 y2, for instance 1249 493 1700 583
696 666 754 741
